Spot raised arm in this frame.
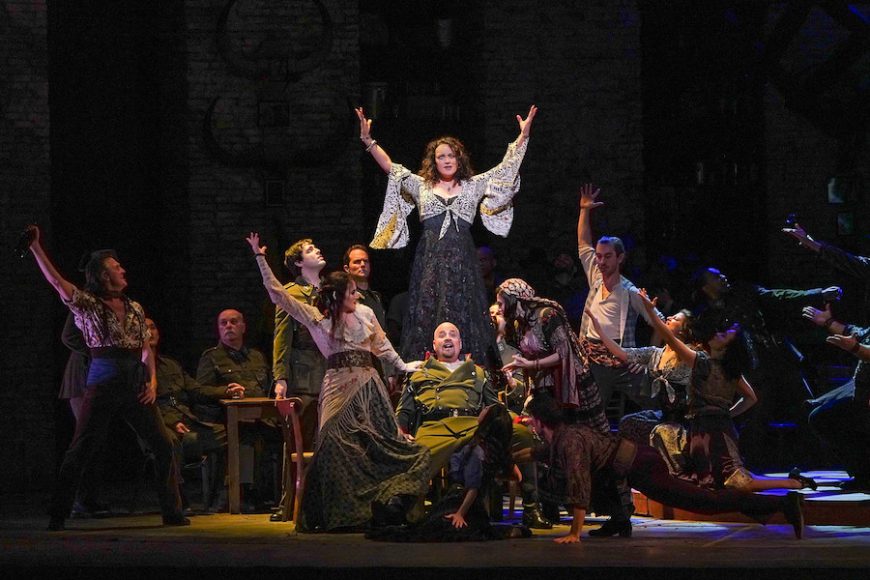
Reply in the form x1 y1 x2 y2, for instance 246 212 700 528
369 315 421 374
576 184 602 251
246 233 323 329
784 222 870 280
27 226 77 302
356 107 392 173
584 308 628 363
514 105 537 149
637 289 697 366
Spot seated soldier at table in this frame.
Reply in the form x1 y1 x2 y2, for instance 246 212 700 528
196 308 274 511
148 318 243 511
396 322 550 528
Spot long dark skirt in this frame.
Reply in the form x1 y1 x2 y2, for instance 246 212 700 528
400 214 498 367
298 379 430 532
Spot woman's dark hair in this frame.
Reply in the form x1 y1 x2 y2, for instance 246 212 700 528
317 271 353 339
496 290 520 344
692 318 752 380
526 392 566 429
674 308 696 343
418 136 474 185
80 249 119 295
474 404 514 479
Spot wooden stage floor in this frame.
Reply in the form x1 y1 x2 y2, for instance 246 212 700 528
2 475 869 580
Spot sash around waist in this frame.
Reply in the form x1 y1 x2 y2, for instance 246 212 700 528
327 350 374 370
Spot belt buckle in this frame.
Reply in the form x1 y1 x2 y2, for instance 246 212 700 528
450 409 459 418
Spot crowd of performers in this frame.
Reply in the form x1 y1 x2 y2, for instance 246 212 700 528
25 105 869 542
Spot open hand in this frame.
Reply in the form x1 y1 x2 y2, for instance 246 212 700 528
246 232 266 255
444 512 468 529
578 183 603 211
517 105 538 137
637 288 658 311
802 304 832 327
139 381 157 405
554 534 581 544
355 107 373 142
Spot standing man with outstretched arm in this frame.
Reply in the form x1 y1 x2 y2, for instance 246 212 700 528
25 226 187 531
576 184 663 409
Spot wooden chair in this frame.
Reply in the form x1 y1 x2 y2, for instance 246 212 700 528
275 397 314 523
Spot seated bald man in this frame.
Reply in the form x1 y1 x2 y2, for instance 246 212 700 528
395 322 550 528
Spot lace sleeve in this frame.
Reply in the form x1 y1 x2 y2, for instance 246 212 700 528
370 163 421 249
475 139 529 237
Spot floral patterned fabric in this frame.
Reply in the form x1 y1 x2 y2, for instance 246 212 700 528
65 289 149 349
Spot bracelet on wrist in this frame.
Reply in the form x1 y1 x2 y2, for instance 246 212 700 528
254 252 265 257
365 139 377 152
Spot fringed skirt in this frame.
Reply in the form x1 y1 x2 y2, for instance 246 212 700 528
298 373 430 532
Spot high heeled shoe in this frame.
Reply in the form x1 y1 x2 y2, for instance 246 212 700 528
587 518 632 538
788 468 818 491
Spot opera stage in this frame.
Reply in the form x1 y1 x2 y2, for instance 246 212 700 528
2 472 868 580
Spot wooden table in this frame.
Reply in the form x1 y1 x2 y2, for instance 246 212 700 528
220 397 280 514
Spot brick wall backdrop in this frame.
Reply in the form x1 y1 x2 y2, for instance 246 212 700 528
0 0 55 492
764 4 869 292
184 0 361 362
1 1 866 491
478 0 646 287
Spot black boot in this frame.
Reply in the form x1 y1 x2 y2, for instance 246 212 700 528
788 468 817 491
588 517 632 538
521 503 553 529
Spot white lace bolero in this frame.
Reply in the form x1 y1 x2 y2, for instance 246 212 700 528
370 138 529 249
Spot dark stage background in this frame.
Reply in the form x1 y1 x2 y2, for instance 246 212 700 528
1 0 867 492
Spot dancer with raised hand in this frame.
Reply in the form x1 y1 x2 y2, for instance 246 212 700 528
25 225 187 531
245 232 429 531
636 288 817 493
357 104 537 367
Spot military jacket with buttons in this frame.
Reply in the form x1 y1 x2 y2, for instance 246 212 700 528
156 355 228 429
396 358 498 433
273 278 326 396
195 343 270 422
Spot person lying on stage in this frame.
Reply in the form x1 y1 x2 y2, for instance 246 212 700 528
520 392 806 543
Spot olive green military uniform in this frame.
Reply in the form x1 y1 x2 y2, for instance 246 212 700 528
273 277 327 443
396 358 534 478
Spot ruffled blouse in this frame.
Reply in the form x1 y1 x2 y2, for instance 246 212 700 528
370 139 529 249
254 255 413 373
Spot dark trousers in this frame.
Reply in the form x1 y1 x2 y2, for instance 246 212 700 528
49 356 182 520
169 421 227 505
628 445 781 518
809 380 870 481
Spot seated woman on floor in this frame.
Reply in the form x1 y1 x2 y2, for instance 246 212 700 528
637 289 816 492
